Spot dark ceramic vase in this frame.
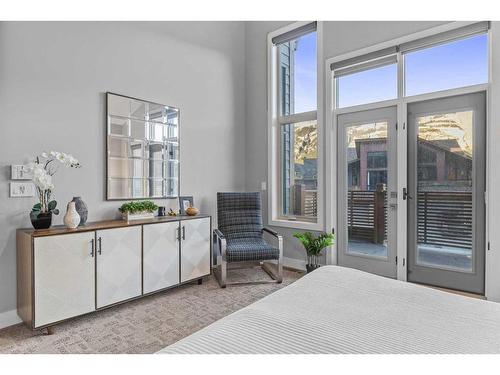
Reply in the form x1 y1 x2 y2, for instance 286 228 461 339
72 196 88 226
30 211 52 230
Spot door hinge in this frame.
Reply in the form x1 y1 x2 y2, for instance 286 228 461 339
403 121 406 130
332 227 335 235
488 241 491 251
395 256 397 265
395 122 398 130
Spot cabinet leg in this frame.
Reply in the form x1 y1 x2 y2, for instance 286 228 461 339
197 278 203 285
45 326 54 335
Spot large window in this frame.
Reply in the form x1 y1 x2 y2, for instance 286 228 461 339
274 23 318 224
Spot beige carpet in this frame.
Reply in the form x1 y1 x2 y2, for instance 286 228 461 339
0 268 302 354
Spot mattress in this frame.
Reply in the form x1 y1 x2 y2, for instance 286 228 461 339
159 266 500 354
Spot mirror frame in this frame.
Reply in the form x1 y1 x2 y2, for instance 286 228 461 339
105 92 180 201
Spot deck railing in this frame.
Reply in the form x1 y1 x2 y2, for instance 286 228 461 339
347 190 472 249
417 191 472 249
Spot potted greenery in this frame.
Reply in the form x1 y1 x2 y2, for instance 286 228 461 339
293 231 335 273
26 151 81 229
119 200 158 221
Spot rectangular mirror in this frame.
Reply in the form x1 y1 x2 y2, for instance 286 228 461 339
106 92 179 200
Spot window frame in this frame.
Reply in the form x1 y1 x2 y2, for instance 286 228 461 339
268 21 324 230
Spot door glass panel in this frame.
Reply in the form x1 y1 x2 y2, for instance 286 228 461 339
416 111 473 271
345 122 388 258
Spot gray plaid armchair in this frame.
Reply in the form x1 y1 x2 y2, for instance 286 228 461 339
213 192 283 288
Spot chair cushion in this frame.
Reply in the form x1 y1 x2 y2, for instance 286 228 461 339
226 238 280 262
217 192 263 240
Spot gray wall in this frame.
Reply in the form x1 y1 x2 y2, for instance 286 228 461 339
244 21 448 265
0 21 247 315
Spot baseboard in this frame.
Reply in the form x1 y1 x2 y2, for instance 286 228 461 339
283 257 306 271
0 309 22 330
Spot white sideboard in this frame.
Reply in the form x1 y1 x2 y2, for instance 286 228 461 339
17 215 211 331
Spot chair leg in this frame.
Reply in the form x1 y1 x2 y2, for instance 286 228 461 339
277 255 283 283
214 258 227 288
261 260 283 283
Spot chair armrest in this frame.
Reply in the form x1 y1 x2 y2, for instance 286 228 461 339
262 227 280 238
213 228 225 240
213 228 227 261
263 227 283 260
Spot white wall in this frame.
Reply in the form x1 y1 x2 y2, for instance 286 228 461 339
0 21 247 319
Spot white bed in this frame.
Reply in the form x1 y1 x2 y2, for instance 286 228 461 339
159 266 500 354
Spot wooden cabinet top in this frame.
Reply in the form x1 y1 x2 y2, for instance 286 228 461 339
18 214 211 237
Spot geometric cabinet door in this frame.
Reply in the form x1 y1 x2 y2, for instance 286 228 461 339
34 232 95 328
143 221 180 294
96 226 142 308
180 217 211 283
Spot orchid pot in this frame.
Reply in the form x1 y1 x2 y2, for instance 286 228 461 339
26 151 81 230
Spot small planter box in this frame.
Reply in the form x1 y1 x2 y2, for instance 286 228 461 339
122 211 155 221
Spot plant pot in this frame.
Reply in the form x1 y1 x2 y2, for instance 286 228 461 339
30 211 52 230
306 264 321 273
122 211 155 221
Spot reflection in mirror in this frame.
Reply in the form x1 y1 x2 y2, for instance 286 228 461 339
106 93 179 200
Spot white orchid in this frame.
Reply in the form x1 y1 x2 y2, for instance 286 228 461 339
26 151 81 215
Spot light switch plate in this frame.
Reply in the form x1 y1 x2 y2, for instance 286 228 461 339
11 165 32 180
261 181 267 191
10 182 35 197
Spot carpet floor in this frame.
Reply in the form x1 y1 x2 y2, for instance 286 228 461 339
0 268 302 354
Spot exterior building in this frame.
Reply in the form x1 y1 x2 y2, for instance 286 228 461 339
348 137 472 192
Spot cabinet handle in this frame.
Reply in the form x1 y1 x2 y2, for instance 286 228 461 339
98 237 102 255
90 239 95 257
176 227 181 241
182 226 185 240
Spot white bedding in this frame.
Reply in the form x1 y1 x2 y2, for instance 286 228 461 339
159 266 500 354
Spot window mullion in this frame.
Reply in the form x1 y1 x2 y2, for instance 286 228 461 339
279 110 317 125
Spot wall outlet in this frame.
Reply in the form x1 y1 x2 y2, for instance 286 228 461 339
261 181 267 191
11 165 32 180
10 182 35 197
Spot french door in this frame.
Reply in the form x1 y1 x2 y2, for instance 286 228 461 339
337 106 398 278
335 92 486 293
407 92 486 294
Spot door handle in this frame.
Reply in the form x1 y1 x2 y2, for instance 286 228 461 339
403 188 413 201
98 236 102 255
90 239 95 257
182 226 186 240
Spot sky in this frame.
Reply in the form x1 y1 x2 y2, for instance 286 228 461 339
292 32 317 113
290 32 488 110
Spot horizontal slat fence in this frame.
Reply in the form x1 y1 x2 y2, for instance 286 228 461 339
348 191 377 241
347 190 472 250
417 191 472 250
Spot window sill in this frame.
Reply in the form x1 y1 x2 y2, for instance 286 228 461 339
269 218 323 231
